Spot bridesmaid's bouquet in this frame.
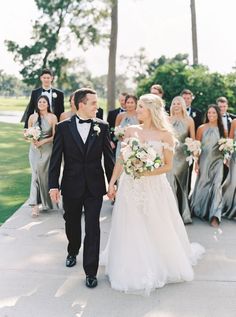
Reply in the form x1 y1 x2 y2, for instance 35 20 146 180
184 137 201 166
113 126 127 140
121 137 162 179
218 138 236 162
24 126 41 141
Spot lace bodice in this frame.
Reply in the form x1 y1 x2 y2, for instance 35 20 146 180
146 140 174 157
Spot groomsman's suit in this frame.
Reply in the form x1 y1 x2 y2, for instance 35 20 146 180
23 87 64 128
221 112 236 182
96 107 103 120
186 106 202 131
222 112 236 135
107 107 125 154
187 106 203 195
49 115 114 277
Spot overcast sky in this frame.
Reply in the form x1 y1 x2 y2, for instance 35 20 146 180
1 0 236 78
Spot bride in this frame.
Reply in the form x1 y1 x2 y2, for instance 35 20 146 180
101 94 205 295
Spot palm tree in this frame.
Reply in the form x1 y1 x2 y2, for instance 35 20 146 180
190 0 198 65
107 0 118 111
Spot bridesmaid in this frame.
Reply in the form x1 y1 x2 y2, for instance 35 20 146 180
60 93 76 121
222 119 236 219
115 95 139 160
27 95 58 217
167 96 195 224
190 104 226 227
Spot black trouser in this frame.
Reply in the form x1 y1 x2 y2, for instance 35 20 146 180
63 192 103 277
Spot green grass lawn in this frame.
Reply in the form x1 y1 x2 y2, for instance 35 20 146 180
0 122 31 224
0 97 28 112
0 96 107 113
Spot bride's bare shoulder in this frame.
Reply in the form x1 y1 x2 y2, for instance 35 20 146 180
125 124 142 137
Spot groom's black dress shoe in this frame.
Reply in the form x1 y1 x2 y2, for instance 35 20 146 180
85 275 97 288
66 255 76 267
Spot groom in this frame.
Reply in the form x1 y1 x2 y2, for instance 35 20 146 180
49 88 114 288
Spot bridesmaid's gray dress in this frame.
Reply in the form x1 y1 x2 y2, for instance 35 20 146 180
115 115 139 160
190 127 223 222
222 129 236 219
167 120 192 224
29 118 54 210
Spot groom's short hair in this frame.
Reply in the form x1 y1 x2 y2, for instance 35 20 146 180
74 88 96 110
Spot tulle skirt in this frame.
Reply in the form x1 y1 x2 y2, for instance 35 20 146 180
100 172 205 295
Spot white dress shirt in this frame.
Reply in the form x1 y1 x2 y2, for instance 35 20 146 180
76 116 91 143
222 114 228 132
41 87 52 110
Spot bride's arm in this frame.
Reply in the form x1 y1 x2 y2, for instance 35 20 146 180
107 126 134 199
107 159 123 199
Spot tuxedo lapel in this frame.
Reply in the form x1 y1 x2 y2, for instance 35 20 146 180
51 88 56 112
69 116 85 155
226 114 231 133
36 87 43 101
86 120 99 156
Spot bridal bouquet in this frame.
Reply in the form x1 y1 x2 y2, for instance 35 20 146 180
113 126 127 140
218 138 236 162
184 137 201 166
24 126 41 141
121 137 162 179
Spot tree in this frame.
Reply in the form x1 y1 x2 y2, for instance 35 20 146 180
107 0 118 111
190 0 198 65
120 47 150 83
136 54 236 113
0 70 33 97
5 0 110 87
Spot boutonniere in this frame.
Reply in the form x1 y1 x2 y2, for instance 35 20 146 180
228 117 232 122
52 92 57 98
93 123 101 136
192 112 196 118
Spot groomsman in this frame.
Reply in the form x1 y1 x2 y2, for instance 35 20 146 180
96 107 103 120
150 84 164 98
181 89 202 131
107 92 127 155
181 89 202 195
217 96 236 182
150 84 170 112
23 68 64 128
216 96 236 135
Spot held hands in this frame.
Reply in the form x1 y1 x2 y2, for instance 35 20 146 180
107 184 116 200
49 189 61 203
110 141 116 150
194 161 199 174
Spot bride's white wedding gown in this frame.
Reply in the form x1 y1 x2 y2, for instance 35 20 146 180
100 140 205 295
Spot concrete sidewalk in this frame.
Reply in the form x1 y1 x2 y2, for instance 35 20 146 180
0 111 23 124
0 200 235 317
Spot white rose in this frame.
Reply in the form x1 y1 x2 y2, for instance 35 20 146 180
192 112 196 118
52 92 57 98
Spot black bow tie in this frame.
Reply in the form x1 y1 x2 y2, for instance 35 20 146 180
76 116 92 124
42 88 51 93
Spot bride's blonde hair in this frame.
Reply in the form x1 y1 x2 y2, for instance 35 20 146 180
139 94 174 134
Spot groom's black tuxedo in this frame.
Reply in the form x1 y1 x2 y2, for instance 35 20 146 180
49 115 114 276
23 87 64 128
